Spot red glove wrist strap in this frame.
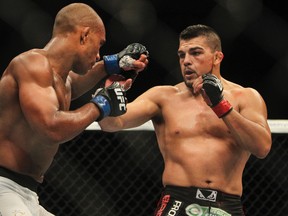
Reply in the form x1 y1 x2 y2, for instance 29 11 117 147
212 99 233 118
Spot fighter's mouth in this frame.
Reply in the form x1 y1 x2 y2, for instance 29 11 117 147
184 70 197 79
185 70 193 75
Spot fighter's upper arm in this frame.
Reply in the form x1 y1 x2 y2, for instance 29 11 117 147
238 87 269 130
124 89 161 127
13 53 59 133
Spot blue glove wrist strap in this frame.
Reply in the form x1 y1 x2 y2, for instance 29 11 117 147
103 54 120 75
91 95 111 119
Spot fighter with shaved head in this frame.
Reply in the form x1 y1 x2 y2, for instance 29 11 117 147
0 3 148 215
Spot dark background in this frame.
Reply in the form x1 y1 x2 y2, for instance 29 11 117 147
0 0 287 119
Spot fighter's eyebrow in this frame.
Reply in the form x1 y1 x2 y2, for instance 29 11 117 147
177 46 203 55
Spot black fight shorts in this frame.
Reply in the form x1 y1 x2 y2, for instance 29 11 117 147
154 185 245 216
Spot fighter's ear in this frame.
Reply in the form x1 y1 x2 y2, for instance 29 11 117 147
214 51 224 64
80 27 90 45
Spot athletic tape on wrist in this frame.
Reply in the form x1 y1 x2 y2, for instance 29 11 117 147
103 54 120 75
212 99 233 118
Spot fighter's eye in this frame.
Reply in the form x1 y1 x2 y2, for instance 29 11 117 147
178 53 185 59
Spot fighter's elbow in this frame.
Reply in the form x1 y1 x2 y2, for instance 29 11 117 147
254 142 272 159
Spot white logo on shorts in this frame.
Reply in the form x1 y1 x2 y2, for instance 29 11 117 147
196 189 217 202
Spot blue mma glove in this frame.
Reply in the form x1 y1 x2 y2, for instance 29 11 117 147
91 82 127 121
103 43 149 81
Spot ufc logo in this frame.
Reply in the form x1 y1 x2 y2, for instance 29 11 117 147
114 88 126 111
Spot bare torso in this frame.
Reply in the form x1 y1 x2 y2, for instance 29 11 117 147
0 50 71 182
151 82 250 196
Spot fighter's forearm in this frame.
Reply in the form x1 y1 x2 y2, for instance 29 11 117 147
98 117 124 132
70 61 108 100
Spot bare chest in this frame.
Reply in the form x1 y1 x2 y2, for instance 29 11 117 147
160 95 231 138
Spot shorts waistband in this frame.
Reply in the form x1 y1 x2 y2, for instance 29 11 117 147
0 166 39 192
164 185 241 203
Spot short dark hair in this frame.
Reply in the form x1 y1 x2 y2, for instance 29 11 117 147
179 24 222 52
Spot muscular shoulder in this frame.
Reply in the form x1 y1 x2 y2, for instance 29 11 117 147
223 79 266 111
224 79 261 98
8 49 52 83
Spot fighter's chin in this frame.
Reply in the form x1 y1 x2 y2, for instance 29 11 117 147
184 80 193 89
